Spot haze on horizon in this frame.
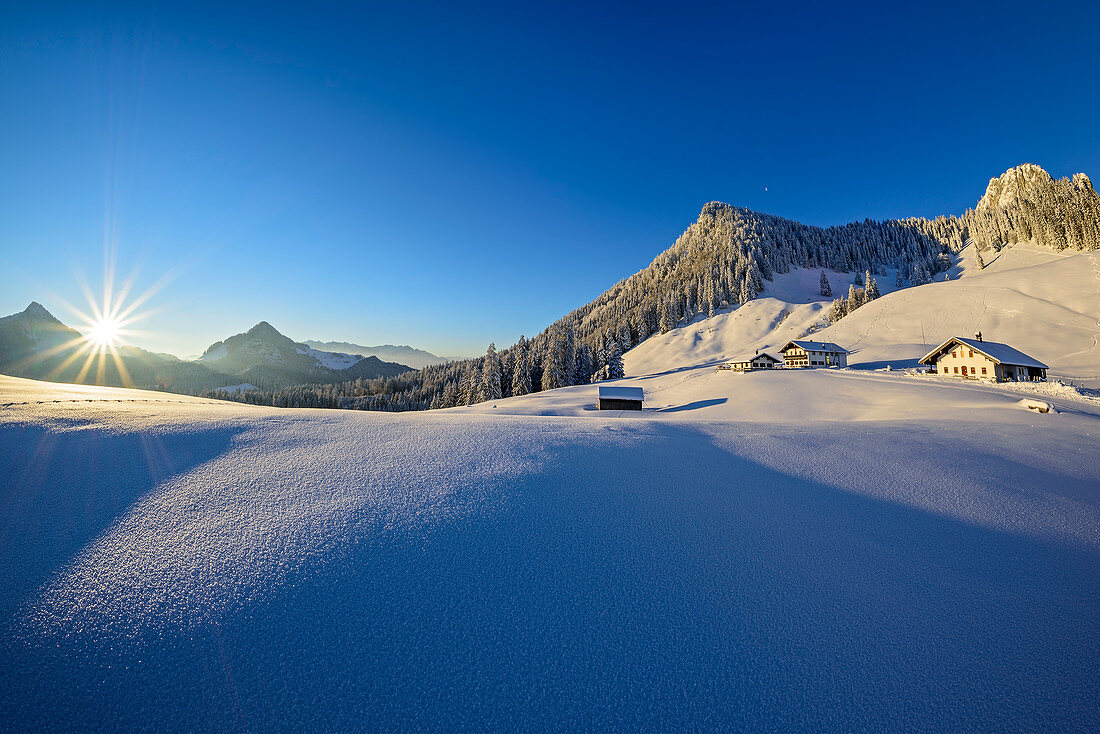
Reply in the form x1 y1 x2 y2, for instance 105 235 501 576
3 1 1099 359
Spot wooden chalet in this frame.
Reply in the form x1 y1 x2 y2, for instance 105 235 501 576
597 386 644 410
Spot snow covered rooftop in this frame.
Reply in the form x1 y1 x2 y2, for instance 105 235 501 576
597 386 643 400
919 337 1048 369
726 351 782 364
782 340 850 354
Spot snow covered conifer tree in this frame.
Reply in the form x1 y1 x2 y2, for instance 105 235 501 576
847 283 864 310
606 340 624 380
912 262 931 285
460 364 478 405
748 262 764 295
828 298 848 323
748 264 765 299
658 298 674 333
440 381 458 408
864 270 880 301
616 324 632 352
739 277 752 305
500 350 514 397
819 270 832 297
895 267 904 288
478 343 502 402
574 343 594 386
633 311 651 343
511 344 531 397
541 327 570 391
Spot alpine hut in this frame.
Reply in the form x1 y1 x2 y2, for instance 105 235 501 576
918 333 1047 382
597 386 644 411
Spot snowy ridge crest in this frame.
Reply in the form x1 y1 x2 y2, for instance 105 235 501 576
978 163 1054 210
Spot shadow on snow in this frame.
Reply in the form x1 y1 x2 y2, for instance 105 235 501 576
1 418 1097 731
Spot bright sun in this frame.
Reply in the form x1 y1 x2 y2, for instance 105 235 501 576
47 252 170 386
87 316 123 348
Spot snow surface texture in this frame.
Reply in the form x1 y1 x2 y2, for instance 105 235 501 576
1 373 1098 731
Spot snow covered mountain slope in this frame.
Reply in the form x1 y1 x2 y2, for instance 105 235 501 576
616 244 1097 382
298 344 361 370
1 374 1097 730
303 340 450 369
197 321 411 386
621 266 888 377
814 247 1100 379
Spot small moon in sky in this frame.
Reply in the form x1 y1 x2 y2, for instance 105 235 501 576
764 186 768 192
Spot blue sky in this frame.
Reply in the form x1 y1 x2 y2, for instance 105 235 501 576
3 1 1098 358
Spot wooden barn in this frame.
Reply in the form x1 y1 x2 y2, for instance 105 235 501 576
780 340 849 368
598 386 644 410
919 334 1048 382
723 350 782 372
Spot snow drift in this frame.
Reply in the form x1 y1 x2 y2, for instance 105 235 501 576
1 374 1098 730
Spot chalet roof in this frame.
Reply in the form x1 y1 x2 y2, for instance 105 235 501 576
781 340 850 354
726 351 782 364
918 337 1048 369
597 386 644 401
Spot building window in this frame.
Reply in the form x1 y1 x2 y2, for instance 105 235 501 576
981 367 987 374
954 367 959 373
969 350 974 358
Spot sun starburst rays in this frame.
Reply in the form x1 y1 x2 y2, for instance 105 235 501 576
31 257 174 388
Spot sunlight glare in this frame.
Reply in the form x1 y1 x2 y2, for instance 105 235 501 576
87 316 123 348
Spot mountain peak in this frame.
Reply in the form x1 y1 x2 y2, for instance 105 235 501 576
246 321 283 338
22 301 58 321
977 163 1054 210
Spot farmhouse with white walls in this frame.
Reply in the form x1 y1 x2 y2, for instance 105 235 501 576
780 340 849 368
919 334 1048 382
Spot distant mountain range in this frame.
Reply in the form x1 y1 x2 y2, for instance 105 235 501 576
199 322 412 387
301 340 451 369
0 306 412 394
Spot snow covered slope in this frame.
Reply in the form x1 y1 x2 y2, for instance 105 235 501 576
814 246 1100 378
623 265 904 377
621 244 1098 382
2 374 1098 730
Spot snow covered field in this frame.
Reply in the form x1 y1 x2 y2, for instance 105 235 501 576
2 372 1098 731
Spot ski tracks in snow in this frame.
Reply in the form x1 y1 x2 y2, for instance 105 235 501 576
1052 252 1100 369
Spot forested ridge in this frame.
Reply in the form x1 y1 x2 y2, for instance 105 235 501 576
207 164 1100 410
